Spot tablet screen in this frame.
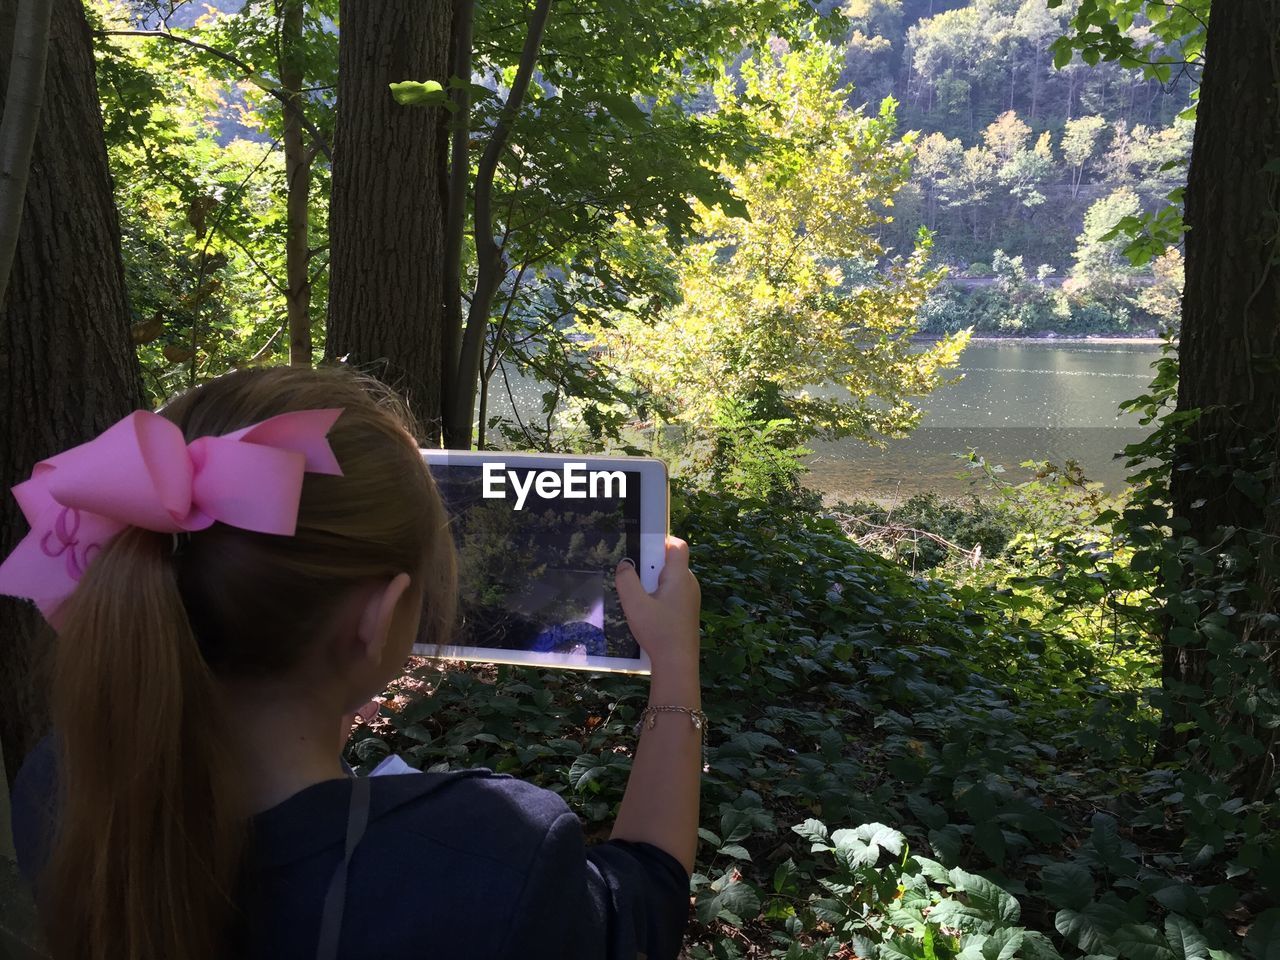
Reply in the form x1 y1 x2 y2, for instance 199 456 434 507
427 461 644 663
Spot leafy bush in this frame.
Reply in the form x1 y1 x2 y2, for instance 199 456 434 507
677 393 819 508
347 483 1272 957
693 817 1272 960
917 284 971 334
916 268 1159 337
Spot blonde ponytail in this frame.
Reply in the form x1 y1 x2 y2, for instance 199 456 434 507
43 526 241 959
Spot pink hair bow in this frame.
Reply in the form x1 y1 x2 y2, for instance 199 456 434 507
0 408 344 628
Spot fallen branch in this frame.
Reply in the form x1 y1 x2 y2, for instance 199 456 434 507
825 511 985 568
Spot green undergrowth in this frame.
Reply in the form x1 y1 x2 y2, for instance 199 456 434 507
345 488 1277 959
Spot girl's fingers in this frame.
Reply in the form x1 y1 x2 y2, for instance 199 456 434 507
657 536 689 589
615 558 648 618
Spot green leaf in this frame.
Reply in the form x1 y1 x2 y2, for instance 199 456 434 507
1152 884 1205 916
793 818 829 847
567 754 607 790
1245 908 1280 960
1165 915 1209 960
1087 814 1127 870
1041 862 1095 911
929 825 964 865
773 858 797 895
720 805 772 843
810 896 846 926
973 820 1006 866
1057 904 1125 955
914 856 953 886
1022 930 1067 960
389 79 446 106
695 878 761 927
1113 924 1175 960
907 792 949 830
984 928 1026 960
949 868 1020 924
930 897 989 934
596 91 648 130
830 822 905 868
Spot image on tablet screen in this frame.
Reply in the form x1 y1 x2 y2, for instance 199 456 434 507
428 463 643 662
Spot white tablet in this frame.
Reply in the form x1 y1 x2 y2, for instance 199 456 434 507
415 450 669 674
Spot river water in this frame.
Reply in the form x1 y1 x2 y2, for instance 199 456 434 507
487 339 1166 502
805 340 1164 502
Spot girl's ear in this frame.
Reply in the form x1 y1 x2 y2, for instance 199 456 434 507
356 573 413 664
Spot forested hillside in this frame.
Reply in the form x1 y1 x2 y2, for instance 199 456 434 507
838 0 1192 259
834 0 1195 334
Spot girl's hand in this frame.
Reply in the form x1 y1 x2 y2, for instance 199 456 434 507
610 534 703 873
614 535 701 676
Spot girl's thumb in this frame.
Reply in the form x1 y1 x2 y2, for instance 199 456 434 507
614 558 646 616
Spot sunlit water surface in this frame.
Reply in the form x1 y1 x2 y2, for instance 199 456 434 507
805 340 1164 501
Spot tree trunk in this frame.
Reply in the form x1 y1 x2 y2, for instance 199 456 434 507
0 0 142 781
1163 0 1280 795
280 0 313 368
325 0 452 441
440 0 474 421
0 0 52 302
1030 44 1040 120
442 0 552 449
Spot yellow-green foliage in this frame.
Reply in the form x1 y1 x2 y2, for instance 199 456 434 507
579 43 968 443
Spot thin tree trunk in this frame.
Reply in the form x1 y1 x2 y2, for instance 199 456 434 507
440 0 474 424
476 365 490 449
280 0 312 367
0 0 142 781
443 0 552 448
1163 0 1280 797
1030 44 1040 120
0 0 52 303
325 0 452 441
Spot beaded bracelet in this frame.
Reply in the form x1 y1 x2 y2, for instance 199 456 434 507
632 706 711 742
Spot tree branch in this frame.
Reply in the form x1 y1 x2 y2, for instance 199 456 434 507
445 0 553 447
247 321 286 362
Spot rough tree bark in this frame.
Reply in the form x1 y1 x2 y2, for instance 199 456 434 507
439 0 473 416
1165 0 1280 795
0 0 142 781
0 0 51 302
325 0 452 440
